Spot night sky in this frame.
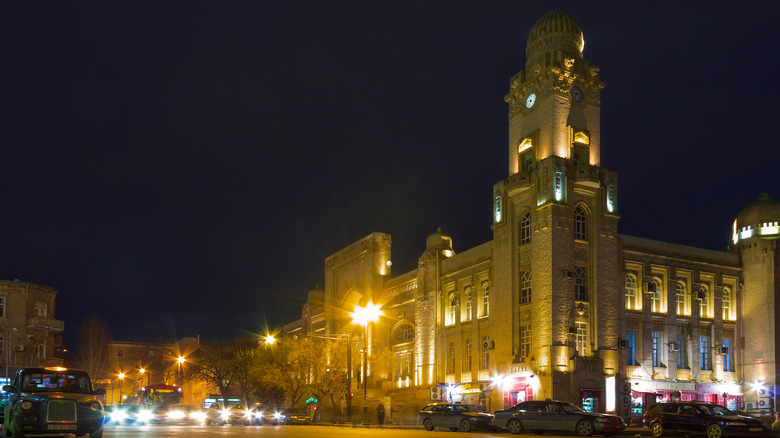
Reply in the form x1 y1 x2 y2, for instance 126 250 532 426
2 2 778 344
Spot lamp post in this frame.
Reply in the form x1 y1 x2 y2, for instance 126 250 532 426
176 356 185 387
117 372 125 405
3 327 17 384
350 301 383 425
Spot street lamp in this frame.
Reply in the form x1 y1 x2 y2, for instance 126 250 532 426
264 334 276 345
350 301 383 425
3 327 17 384
176 356 185 387
117 372 125 404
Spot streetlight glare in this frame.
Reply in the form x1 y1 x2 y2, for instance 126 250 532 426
177 356 186 364
265 334 276 345
350 301 383 326
117 372 125 379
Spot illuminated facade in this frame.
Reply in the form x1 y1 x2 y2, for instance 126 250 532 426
284 11 779 424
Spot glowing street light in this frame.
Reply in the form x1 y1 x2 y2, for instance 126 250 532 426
264 334 276 345
176 356 185 387
350 301 383 425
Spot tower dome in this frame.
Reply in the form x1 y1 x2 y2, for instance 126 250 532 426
525 11 584 68
733 193 780 243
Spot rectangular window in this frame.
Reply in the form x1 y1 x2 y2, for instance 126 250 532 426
520 325 531 359
480 336 490 370
575 322 589 357
651 331 663 367
33 301 48 318
626 330 637 366
700 336 711 370
395 352 402 379
575 267 587 301
0 297 5 318
447 342 455 374
464 339 472 372
117 350 124 358
480 285 490 318
723 339 733 372
520 271 532 304
35 343 45 358
463 289 472 321
676 334 688 369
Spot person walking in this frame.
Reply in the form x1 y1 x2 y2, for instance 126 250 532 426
376 403 385 425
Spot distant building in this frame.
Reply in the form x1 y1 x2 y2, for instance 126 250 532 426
283 11 780 425
0 279 65 381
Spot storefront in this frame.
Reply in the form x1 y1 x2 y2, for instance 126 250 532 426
501 374 535 409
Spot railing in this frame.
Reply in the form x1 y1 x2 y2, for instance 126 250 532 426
626 365 642 378
652 367 668 379
700 370 713 382
27 316 65 331
460 373 472 383
676 368 692 381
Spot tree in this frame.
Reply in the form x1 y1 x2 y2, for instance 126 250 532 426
185 343 236 405
77 316 109 383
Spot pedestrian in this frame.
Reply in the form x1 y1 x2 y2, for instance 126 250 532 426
376 403 385 425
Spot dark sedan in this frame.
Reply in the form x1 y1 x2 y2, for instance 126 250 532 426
418 402 494 432
644 402 764 438
492 400 626 436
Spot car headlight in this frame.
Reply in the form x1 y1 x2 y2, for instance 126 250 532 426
111 410 128 421
190 411 206 421
596 417 609 422
725 422 747 426
168 410 186 419
273 412 282 420
220 409 231 420
138 409 154 422
20 401 32 410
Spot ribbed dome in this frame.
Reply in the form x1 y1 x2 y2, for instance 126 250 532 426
525 11 584 61
734 193 780 241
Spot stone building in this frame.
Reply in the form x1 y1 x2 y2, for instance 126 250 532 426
283 11 779 425
0 279 65 382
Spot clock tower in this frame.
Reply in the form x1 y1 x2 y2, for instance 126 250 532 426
491 11 621 408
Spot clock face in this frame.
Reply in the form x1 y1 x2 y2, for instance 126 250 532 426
525 93 536 108
570 87 583 102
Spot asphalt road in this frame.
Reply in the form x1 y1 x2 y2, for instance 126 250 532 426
104 424 531 437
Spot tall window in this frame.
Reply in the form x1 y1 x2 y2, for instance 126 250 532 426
625 274 638 310
520 325 531 359
575 266 587 301
480 336 490 370
676 282 687 316
676 334 688 369
480 283 490 318
575 322 589 357
0 296 5 317
395 352 410 379
574 206 587 240
520 213 532 244
447 342 455 374
651 331 663 367
463 339 472 372
394 324 414 343
33 301 48 317
722 287 732 320
626 330 637 366
35 343 45 358
650 278 663 313
463 288 472 321
520 270 532 304
700 336 711 370
447 293 457 325
723 339 733 372
699 285 709 318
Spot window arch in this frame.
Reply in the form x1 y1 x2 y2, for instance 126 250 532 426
574 206 587 240
520 212 532 245
722 287 733 320
650 278 663 313
463 287 472 321
520 270 531 304
480 283 490 318
625 274 638 310
676 281 687 316
447 292 457 325
393 323 415 344
699 284 710 318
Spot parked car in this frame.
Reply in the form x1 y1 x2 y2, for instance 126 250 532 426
492 400 626 436
205 402 252 425
280 408 310 425
643 402 764 438
249 405 285 425
2 367 106 438
418 402 495 432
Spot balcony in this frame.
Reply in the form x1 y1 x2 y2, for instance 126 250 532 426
700 370 714 382
505 171 533 196
652 367 668 379
626 365 642 379
27 316 65 331
676 368 692 381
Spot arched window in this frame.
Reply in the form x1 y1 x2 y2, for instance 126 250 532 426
676 281 687 316
393 323 415 344
520 212 532 245
574 206 587 240
650 278 663 313
699 285 709 318
447 292 457 325
520 270 532 304
463 288 472 321
625 274 638 310
574 266 587 301
480 283 490 318
722 287 732 320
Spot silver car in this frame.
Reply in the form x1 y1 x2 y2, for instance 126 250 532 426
492 400 626 436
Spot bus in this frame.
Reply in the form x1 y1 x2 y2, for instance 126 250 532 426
136 384 183 409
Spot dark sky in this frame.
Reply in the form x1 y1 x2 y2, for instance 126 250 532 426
2 2 778 344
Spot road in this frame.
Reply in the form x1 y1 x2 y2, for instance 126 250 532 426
103 424 529 437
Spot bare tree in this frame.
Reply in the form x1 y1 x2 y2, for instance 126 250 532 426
77 316 110 382
185 343 236 405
